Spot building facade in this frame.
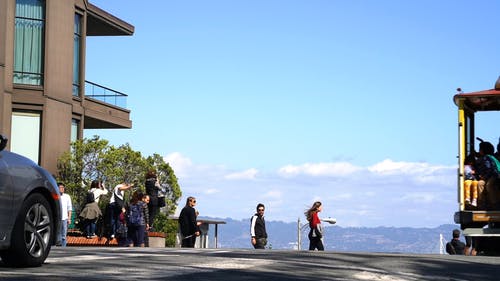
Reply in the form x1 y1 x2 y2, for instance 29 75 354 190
0 0 134 174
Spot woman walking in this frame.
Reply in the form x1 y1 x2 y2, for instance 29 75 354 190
305 201 324 251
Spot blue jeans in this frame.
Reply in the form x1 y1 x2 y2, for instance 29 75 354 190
108 203 121 237
59 219 68 246
83 219 96 237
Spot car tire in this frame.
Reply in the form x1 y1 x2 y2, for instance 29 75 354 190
0 193 54 267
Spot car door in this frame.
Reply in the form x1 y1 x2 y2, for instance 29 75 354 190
0 151 13 244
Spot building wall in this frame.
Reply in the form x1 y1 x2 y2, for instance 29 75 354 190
0 0 14 137
1 0 133 174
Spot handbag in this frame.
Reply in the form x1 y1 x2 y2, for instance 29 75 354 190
116 222 128 238
157 196 166 207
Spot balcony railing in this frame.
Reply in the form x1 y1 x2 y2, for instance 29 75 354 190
84 80 127 108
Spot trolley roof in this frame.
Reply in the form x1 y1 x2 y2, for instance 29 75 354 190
454 88 500 111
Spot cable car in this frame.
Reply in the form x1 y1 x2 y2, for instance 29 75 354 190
453 76 500 254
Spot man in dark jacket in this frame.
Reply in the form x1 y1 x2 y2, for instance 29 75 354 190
250 203 268 249
446 229 466 255
178 196 199 248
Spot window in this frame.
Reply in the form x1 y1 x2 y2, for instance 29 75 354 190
13 0 45 85
73 13 82 96
11 111 41 164
71 119 79 143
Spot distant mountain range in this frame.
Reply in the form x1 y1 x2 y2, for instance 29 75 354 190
202 217 458 254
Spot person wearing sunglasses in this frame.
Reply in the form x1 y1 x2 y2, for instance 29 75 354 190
250 203 268 249
179 196 200 247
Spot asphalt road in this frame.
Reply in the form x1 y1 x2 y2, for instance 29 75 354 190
1 247 499 280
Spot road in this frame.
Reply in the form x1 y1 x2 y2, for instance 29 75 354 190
1 248 499 280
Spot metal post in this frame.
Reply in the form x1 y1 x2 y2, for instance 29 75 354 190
297 217 301 251
215 224 219 248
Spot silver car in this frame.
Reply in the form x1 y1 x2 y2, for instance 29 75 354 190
0 135 61 267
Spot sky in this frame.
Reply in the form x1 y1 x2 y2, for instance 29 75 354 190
84 0 500 227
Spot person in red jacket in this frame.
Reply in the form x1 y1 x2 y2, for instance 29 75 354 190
305 201 324 251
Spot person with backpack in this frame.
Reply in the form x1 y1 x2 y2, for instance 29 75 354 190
89 180 108 204
127 191 149 247
79 192 102 239
476 141 500 210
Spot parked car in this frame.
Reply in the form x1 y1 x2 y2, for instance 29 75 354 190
0 135 61 267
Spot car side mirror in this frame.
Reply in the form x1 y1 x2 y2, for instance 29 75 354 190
0 135 8 151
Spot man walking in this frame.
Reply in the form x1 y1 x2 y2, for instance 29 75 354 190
250 203 268 249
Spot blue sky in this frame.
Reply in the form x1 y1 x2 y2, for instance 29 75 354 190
85 0 500 227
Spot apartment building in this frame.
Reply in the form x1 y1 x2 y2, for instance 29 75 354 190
0 0 134 174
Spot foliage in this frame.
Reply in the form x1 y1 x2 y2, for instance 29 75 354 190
153 212 179 247
56 136 182 216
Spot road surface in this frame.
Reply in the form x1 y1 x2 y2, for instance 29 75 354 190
1 247 498 280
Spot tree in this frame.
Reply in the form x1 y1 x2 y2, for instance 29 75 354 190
56 136 182 220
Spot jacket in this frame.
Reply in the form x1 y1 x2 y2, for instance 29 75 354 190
79 202 102 220
250 214 267 239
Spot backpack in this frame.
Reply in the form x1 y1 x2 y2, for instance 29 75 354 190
486 155 500 177
85 191 95 204
127 203 143 226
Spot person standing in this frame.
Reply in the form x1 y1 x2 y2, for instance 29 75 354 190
446 229 466 255
89 179 108 204
178 196 199 248
79 194 102 239
250 203 268 249
127 191 149 247
142 194 151 247
58 183 72 247
145 170 161 230
305 201 324 251
107 183 133 239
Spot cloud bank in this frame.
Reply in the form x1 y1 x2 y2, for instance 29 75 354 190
165 153 457 228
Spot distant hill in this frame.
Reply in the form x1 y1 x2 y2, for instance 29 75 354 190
201 217 458 254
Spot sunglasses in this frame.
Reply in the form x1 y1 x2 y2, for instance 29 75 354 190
258 209 264 211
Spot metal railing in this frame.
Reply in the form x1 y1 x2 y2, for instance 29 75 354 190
84 80 128 108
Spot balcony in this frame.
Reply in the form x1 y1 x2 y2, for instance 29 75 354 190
83 80 131 129
84 80 127 108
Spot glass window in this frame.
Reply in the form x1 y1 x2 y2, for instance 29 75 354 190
11 111 41 164
73 14 82 96
71 119 79 143
13 0 45 85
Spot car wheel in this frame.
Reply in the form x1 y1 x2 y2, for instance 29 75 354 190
0 193 54 267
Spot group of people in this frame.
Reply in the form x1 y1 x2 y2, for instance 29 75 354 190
463 140 500 210
57 174 329 250
57 170 165 247
249 201 327 251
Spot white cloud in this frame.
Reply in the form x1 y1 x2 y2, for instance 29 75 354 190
163 152 193 178
166 154 457 227
264 190 282 199
398 192 438 204
204 188 220 195
224 168 258 180
278 162 361 177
